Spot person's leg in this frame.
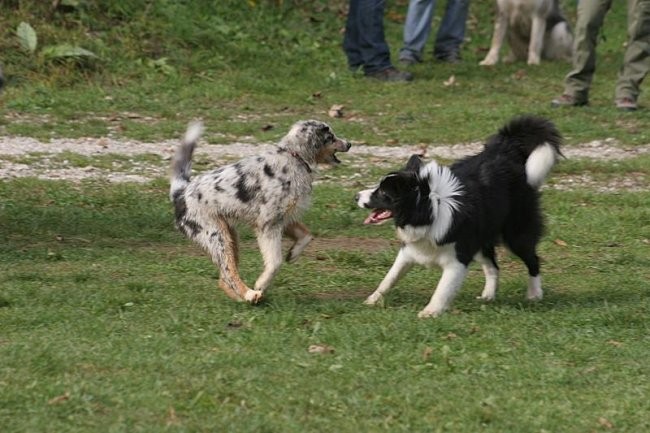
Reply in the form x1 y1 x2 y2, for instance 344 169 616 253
354 0 393 74
399 0 437 63
562 0 613 103
433 0 470 61
614 0 650 108
343 0 363 70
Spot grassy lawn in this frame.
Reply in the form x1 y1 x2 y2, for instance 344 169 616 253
1 1 650 432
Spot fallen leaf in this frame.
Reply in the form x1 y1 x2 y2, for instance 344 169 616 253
445 332 458 340
308 344 335 354
385 139 399 145
554 239 568 247
328 104 345 118
312 91 322 98
261 124 274 131
513 69 527 80
55 234 64 242
422 346 433 361
166 406 180 426
598 417 614 429
606 340 623 347
443 75 456 87
48 392 70 405
226 321 243 330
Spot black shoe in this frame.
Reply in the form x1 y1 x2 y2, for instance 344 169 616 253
435 52 461 64
398 56 420 66
366 67 413 82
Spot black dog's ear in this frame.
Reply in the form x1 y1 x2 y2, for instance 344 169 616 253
405 154 423 172
380 172 418 198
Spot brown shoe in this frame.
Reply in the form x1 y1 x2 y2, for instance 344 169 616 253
366 67 413 82
551 94 588 108
615 97 637 111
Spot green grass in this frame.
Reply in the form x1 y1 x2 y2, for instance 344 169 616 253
1 1 650 432
1 178 649 433
2 1 649 145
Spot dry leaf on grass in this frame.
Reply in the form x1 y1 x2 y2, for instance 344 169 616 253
308 344 335 354
328 104 345 118
598 417 614 429
443 75 457 86
422 346 433 361
48 392 70 405
606 340 623 347
166 406 180 426
554 239 568 247
512 69 527 80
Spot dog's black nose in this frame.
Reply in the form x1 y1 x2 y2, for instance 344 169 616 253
345 141 352 151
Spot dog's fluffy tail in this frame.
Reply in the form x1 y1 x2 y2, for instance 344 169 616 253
170 121 204 202
490 115 563 189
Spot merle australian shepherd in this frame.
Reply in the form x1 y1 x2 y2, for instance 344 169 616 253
356 116 562 317
171 120 351 304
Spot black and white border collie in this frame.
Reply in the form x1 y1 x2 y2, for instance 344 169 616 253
356 116 562 317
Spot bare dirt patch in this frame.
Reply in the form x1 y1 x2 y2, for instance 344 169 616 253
1 135 648 190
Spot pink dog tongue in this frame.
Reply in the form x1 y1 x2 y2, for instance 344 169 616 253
364 209 393 225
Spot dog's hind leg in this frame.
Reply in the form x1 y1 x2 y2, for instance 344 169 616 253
475 247 500 301
505 235 543 301
254 226 284 294
365 248 414 305
284 221 313 263
205 217 261 303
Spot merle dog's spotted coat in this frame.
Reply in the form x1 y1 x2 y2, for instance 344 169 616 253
170 120 350 303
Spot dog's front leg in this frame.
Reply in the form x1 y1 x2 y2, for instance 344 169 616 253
527 15 546 65
365 248 413 305
480 12 508 66
284 221 313 263
254 227 284 294
418 261 468 318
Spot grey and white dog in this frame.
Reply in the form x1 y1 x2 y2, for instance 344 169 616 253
480 0 573 66
170 120 351 304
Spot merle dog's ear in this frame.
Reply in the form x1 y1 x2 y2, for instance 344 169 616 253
405 154 423 172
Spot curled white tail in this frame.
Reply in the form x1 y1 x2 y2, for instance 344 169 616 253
525 142 557 189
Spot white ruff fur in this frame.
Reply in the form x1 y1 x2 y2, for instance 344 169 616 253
419 161 463 243
526 142 557 189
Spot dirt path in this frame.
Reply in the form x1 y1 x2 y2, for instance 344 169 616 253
0 135 648 190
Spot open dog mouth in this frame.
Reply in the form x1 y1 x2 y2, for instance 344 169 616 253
331 140 352 165
364 209 393 225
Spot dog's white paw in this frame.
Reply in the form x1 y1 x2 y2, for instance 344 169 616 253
527 289 543 301
244 289 263 304
527 276 543 301
527 57 541 66
477 293 496 302
364 294 382 306
417 308 443 318
286 235 313 263
479 56 498 66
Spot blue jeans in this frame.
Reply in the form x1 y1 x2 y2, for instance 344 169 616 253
399 0 470 61
343 0 393 74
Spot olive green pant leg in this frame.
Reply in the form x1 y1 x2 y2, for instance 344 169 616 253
564 0 613 102
615 0 650 101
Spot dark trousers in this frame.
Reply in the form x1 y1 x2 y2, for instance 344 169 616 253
343 0 393 74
